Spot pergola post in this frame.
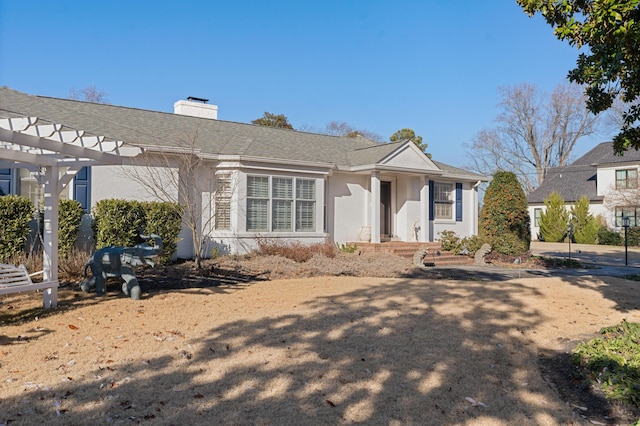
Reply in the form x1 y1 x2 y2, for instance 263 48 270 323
42 165 59 307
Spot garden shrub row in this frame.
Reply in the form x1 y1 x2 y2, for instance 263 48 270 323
92 199 183 263
1 196 183 264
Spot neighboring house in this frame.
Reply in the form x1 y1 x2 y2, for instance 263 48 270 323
0 87 488 258
527 142 640 240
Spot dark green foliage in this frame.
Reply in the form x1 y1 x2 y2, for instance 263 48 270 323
626 227 640 247
389 128 431 157
437 230 486 255
457 235 485 254
572 320 640 406
518 0 640 154
93 199 146 248
251 112 294 130
437 230 459 251
58 199 85 258
479 171 530 255
597 227 623 246
570 196 599 244
0 195 34 262
142 201 184 263
539 192 569 242
92 199 183 261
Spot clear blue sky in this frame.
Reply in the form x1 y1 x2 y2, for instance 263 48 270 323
0 1 610 168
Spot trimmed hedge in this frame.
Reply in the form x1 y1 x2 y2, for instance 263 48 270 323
58 199 85 258
92 199 183 262
0 195 34 262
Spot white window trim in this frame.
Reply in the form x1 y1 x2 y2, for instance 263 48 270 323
246 175 316 233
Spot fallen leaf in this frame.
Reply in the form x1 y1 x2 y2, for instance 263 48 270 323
193 394 204 399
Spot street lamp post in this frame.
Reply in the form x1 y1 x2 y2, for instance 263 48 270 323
623 216 630 266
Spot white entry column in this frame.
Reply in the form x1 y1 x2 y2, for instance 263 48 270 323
370 171 381 243
419 176 429 242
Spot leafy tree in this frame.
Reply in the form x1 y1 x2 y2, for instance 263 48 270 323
570 196 599 244
539 191 570 242
465 83 598 193
518 0 640 155
390 128 431 157
251 112 294 130
300 120 383 141
68 85 109 103
479 171 531 255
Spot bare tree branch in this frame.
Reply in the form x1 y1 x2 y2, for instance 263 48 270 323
464 82 599 193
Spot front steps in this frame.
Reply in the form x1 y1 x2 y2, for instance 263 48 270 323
352 241 474 266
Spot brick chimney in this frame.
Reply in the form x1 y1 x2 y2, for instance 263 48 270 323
174 96 218 119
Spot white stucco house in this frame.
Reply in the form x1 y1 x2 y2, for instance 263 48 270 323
0 87 488 259
527 142 640 240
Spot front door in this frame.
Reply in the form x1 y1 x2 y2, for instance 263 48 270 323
380 181 391 237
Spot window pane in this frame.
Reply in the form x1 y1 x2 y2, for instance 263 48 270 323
296 200 315 231
272 177 292 199
629 170 638 189
435 203 451 219
247 199 268 231
247 176 269 198
296 179 315 200
272 199 292 231
435 183 452 201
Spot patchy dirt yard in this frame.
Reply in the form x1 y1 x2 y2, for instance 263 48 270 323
1 252 640 425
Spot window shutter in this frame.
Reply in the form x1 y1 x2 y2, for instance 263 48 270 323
0 168 13 196
455 183 462 222
428 180 434 221
73 167 91 212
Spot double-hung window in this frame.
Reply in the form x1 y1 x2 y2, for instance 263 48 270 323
296 179 315 231
616 169 638 189
534 208 542 227
246 175 315 232
247 176 269 231
616 206 639 227
214 173 232 230
434 183 453 219
272 177 293 231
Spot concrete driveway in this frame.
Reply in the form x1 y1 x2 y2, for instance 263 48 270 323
429 241 640 281
530 241 640 268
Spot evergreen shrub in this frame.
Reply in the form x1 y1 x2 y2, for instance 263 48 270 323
479 171 530 255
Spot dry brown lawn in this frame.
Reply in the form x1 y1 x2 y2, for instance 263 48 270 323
1 253 640 425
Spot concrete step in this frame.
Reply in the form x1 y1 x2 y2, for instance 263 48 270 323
352 241 475 266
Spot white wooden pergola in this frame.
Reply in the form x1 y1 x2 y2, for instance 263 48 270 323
0 116 140 306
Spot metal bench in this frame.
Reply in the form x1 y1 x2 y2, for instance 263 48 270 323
0 263 58 308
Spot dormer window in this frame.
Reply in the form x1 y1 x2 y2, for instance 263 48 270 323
616 169 638 189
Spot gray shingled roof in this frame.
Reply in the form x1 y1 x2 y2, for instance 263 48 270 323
526 142 640 204
0 87 483 178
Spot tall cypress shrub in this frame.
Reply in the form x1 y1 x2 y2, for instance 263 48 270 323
570 196 599 244
539 191 569 242
479 171 531 255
